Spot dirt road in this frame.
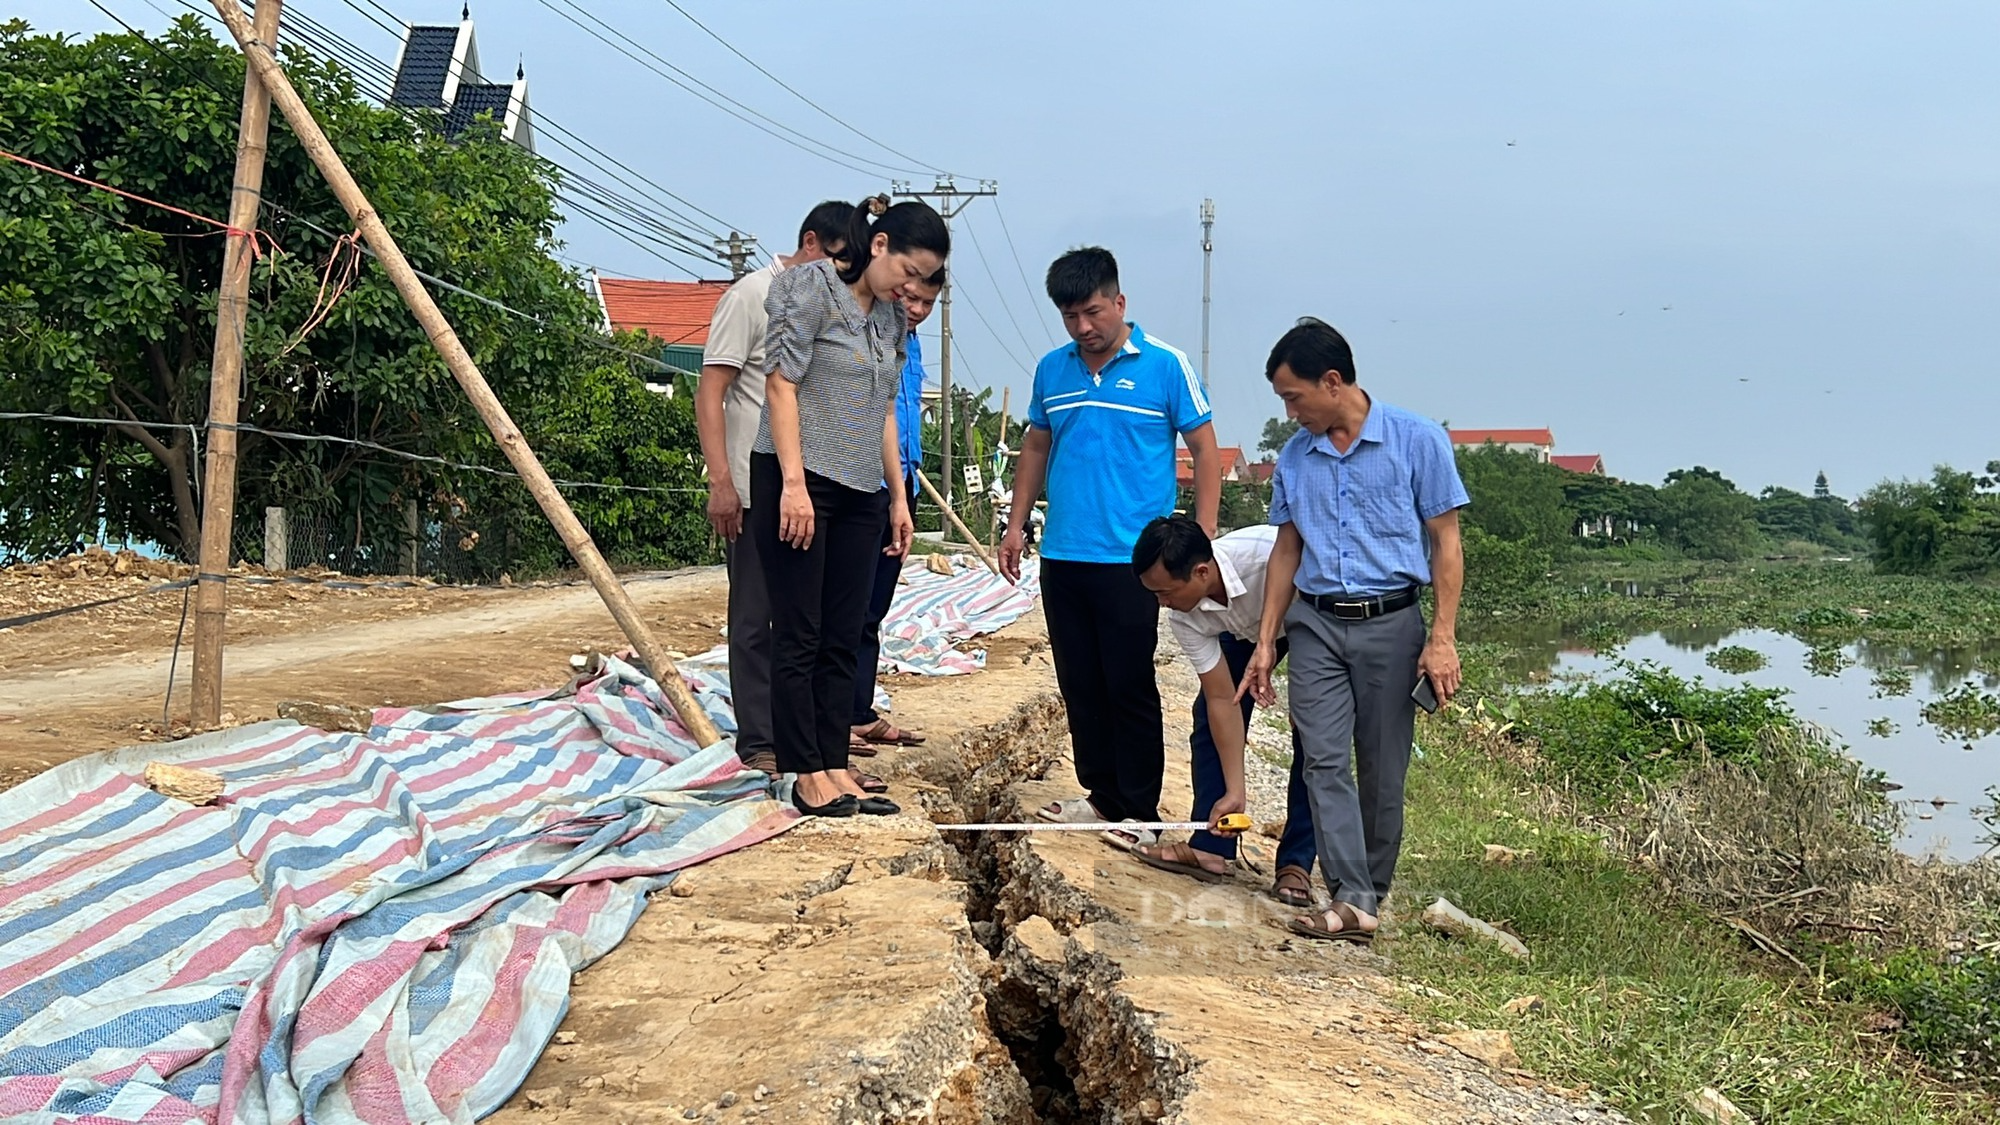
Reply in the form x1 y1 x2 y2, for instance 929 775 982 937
0 563 732 789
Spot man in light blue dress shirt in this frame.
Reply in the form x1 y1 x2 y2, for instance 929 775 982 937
1242 317 1469 944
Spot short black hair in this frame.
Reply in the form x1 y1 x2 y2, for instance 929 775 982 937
1045 246 1119 308
798 200 855 252
916 264 946 289
1131 515 1214 580
1264 316 1357 385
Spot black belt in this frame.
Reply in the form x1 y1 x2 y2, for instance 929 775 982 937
1302 587 1418 621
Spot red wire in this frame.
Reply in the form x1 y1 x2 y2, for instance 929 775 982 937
0 146 277 259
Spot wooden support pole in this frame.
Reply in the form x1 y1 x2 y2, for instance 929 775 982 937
914 469 998 575
991 387 1010 550
209 0 722 748
191 0 281 729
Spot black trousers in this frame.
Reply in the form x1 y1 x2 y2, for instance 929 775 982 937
750 453 888 775
850 473 915 726
1040 558 1164 823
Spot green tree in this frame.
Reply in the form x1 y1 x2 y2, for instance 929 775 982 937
1258 415 1299 456
0 18 698 571
1455 446 1573 551
1654 468 1759 560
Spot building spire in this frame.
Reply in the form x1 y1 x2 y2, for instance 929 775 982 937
517 54 524 80
461 3 470 20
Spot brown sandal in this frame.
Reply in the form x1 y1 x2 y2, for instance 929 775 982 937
1286 901 1377 944
847 734 878 758
854 718 925 747
1272 864 1313 908
848 767 889 794
1131 841 1230 884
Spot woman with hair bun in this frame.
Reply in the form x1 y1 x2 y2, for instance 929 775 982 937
751 196 950 817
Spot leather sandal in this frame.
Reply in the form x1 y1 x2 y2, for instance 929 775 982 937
1272 864 1313 908
854 718 925 746
1131 841 1230 884
849 767 889 794
1286 901 1377 944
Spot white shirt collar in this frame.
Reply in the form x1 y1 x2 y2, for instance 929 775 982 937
1192 549 1248 616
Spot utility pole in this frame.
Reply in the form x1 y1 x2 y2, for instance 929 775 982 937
1199 198 1214 382
891 177 996 507
191 0 281 729
714 231 757 279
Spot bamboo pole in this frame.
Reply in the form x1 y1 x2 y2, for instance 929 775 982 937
990 386 1010 551
209 0 722 748
191 0 281 728
914 469 998 575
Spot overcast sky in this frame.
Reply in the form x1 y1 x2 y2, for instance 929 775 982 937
24 1 1999 496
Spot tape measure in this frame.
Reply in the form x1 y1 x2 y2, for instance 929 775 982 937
937 813 1254 834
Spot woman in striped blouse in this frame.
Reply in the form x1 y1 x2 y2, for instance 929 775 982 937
751 197 950 817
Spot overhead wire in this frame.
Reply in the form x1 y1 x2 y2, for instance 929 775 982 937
164 0 738 275
959 209 1043 359
992 198 1058 341
528 0 920 180
652 0 950 177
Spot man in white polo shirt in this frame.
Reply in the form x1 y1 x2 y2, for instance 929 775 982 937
694 200 853 774
1126 515 1318 906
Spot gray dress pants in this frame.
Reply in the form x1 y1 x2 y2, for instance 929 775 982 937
1284 599 1425 915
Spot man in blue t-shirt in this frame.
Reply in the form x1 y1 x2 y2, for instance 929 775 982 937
1000 247 1221 843
848 268 945 753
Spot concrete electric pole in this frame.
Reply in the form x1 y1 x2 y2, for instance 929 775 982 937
1199 198 1214 382
890 177 996 507
714 231 757 280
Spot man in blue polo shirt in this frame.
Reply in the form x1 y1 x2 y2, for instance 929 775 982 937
1242 317 1468 944
1000 247 1221 842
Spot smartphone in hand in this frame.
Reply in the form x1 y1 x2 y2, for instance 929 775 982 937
1411 673 1440 714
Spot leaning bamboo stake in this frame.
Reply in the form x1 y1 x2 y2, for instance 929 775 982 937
209 0 722 749
914 469 999 575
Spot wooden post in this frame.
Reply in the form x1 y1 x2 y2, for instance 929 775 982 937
190 0 281 728
914 469 998 575
264 506 287 571
991 386 1010 550
209 0 722 748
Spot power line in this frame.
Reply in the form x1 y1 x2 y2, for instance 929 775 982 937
158 0 739 274
652 0 949 177
527 0 918 180
960 210 1042 360
0 412 707 494
993 198 1058 343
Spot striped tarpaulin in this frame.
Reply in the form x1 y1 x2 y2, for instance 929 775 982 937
0 656 794 1124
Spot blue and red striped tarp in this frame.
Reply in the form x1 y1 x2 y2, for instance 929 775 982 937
0 657 791 1124
0 560 1043 1124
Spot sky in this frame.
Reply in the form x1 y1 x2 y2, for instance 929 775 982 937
21 1 2000 496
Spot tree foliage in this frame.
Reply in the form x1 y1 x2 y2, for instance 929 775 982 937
1258 415 1298 456
0 18 706 573
1861 465 2000 577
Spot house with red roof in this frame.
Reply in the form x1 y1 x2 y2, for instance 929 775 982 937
591 277 734 379
1551 453 1606 475
1176 446 1254 486
1448 428 1556 462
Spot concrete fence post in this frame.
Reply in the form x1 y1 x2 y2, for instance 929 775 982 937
264 506 287 572
402 499 420 575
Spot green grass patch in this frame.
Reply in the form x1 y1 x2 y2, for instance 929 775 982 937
1705 645 1768 674
1387 731 1989 1123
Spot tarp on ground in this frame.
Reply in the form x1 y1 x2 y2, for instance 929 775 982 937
0 557 1043 1124
0 657 789 1125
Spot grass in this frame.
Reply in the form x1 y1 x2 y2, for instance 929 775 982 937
1386 726 1991 1124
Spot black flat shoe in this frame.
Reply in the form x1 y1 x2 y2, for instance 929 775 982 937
856 796 900 816
793 789 859 817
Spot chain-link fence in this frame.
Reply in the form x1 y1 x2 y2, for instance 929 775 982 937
229 497 591 583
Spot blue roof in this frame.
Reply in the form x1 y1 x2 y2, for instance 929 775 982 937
442 83 514 136
388 25 458 110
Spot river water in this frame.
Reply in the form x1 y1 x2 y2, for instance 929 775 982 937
1484 624 1997 859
